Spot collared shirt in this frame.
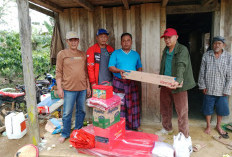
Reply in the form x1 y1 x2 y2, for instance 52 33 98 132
108 49 142 79
198 50 232 96
164 48 174 76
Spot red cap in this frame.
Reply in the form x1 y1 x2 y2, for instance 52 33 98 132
161 28 178 38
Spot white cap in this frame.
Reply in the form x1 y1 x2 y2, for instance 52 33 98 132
66 31 79 39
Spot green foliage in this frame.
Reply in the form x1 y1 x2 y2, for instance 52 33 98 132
0 20 55 82
0 31 22 80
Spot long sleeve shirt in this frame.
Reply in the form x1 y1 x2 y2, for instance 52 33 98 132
198 50 232 96
56 49 89 91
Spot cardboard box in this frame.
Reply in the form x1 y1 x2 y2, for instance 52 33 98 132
92 85 113 99
93 103 120 128
94 118 125 151
124 70 183 88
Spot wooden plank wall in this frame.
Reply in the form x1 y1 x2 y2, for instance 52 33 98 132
222 0 232 52
59 3 161 122
219 0 232 122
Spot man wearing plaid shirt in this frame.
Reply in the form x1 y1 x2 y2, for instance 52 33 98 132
198 36 232 138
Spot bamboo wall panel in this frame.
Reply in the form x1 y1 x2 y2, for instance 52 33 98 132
59 3 161 122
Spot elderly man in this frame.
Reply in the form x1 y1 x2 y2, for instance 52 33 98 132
198 36 232 138
87 28 114 86
56 31 91 143
108 33 142 131
157 28 195 138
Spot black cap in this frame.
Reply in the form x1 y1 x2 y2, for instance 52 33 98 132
213 36 225 43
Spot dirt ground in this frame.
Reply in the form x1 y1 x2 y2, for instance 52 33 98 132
1 118 232 157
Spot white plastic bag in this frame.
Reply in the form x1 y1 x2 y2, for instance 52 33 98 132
173 132 192 157
152 142 175 157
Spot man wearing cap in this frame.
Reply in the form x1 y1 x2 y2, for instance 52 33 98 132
198 36 232 138
56 31 91 143
157 28 195 138
109 33 142 131
87 28 114 86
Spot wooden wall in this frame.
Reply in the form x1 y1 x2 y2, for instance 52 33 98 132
58 3 161 122
212 0 232 122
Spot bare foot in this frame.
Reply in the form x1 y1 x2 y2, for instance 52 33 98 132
59 137 66 143
216 125 226 134
204 127 211 134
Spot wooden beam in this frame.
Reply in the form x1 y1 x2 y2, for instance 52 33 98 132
201 0 215 6
16 0 40 145
74 0 94 11
161 0 169 7
167 3 220 14
29 0 63 13
122 0 129 10
29 2 54 17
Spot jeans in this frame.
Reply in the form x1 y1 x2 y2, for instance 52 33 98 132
61 90 86 138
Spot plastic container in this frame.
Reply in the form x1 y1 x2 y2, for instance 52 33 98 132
5 112 27 139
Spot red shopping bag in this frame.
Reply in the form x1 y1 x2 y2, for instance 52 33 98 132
69 129 95 149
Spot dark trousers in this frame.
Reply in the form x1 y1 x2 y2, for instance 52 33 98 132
160 87 189 137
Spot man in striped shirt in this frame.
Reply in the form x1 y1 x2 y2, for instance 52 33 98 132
198 36 232 138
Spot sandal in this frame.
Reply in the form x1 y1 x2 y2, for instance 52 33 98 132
219 132 229 139
193 143 207 152
213 135 232 147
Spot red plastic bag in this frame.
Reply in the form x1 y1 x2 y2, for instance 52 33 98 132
69 129 95 149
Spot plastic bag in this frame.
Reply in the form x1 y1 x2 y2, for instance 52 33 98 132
45 118 63 134
152 142 174 157
86 94 122 111
69 129 95 149
173 132 192 157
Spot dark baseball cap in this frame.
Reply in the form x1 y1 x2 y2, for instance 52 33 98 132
96 28 109 36
161 28 178 38
213 36 225 43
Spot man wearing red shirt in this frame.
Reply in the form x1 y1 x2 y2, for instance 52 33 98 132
87 29 114 86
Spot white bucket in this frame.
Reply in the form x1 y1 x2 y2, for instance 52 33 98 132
5 112 27 139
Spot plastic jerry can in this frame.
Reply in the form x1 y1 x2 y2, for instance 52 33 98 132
5 112 27 139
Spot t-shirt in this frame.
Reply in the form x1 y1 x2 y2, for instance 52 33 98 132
56 49 88 91
98 48 113 84
164 48 174 76
108 49 142 79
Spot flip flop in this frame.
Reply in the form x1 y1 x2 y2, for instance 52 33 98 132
219 132 229 139
227 145 232 150
193 143 207 152
226 125 232 131
213 135 232 147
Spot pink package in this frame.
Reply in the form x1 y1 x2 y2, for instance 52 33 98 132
86 95 121 111
77 130 159 157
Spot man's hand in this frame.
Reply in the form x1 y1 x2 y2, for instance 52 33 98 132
91 83 96 88
87 87 91 97
168 81 179 89
57 87 64 99
109 66 125 79
120 70 126 79
203 89 207 95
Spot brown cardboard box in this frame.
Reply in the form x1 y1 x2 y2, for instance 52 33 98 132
124 71 182 88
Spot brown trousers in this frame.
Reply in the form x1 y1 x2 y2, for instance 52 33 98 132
160 87 189 137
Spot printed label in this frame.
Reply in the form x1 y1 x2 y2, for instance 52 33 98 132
95 136 109 143
94 53 101 63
